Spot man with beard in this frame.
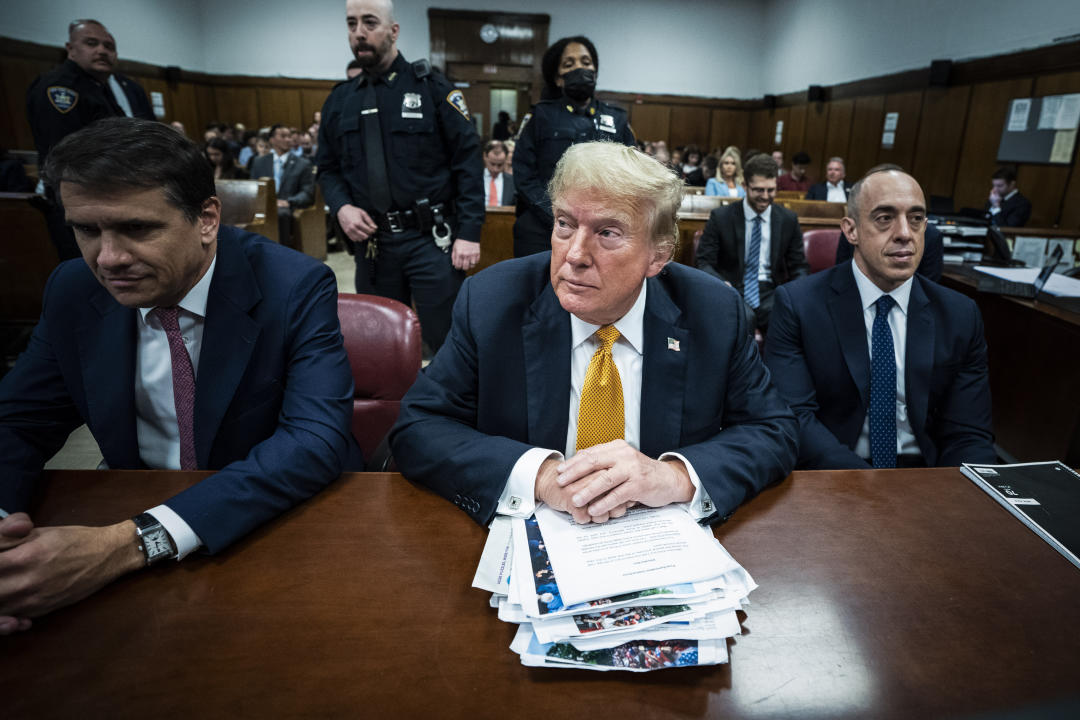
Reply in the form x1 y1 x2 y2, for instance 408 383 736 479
27 18 155 260
316 0 483 354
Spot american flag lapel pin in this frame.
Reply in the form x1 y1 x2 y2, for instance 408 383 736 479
667 337 681 352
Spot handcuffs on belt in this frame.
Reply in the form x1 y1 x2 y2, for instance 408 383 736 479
365 199 453 270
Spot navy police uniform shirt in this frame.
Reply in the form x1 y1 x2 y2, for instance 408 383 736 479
26 59 154 167
316 53 484 243
512 97 634 222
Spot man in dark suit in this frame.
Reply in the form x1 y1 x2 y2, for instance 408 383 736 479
695 153 808 332
391 142 797 528
985 165 1032 227
805 157 852 201
0 118 358 634
764 164 996 470
482 140 515 207
249 124 316 249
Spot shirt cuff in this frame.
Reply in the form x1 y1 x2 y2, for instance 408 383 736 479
497 447 563 517
659 452 716 521
147 505 204 561
989 206 1001 214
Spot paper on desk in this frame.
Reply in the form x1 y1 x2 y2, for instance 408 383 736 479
512 623 728 671
974 266 1080 297
471 516 513 594
1011 237 1048 268
568 610 743 651
534 504 735 607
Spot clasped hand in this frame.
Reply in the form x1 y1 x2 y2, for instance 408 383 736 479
535 440 695 524
0 513 143 635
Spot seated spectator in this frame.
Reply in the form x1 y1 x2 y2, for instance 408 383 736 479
249 123 315 248
682 144 705 186
985 165 1031 227
482 139 515 207
237 131 258 168
806 157 851 201
696 153 808 332
253 134 271 160
169 120 186 137
772 150 785 176
390 140 797 528
204 137 247 180
298 131 314 158
706 146 746 199
764 164 996 470
777 151 811 193
0 117 359 634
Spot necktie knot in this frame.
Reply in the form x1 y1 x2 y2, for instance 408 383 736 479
875 294 895 315
752 215 762 225
595 325 620 351
154 306 180 330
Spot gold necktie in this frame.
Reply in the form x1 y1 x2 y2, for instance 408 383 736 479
575 325 625 451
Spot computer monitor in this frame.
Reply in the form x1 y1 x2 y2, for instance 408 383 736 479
985 226 1013 264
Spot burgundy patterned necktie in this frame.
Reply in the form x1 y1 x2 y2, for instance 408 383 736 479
154 306 197 470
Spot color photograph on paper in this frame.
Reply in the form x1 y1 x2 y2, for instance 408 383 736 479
544 638 700 670
573 604 690 634
525 515 564 614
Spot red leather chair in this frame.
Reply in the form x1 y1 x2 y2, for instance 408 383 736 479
803 228 842 274
337 294 422 467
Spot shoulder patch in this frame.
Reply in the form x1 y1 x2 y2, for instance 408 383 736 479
446 89 470 120
47 86 79 114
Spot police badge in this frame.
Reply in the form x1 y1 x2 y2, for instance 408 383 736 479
401 92 423 119
598 113 617 134
47 86 79 114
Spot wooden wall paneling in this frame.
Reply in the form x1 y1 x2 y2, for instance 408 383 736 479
194 84 218 136
1024 70 1080 226
630 103 669 144
168 82 202 140
846 94 885 179
300 88 330 131
746 108 777 154
802 102 829 184
1059 167 1080 228
668 105 710 151
877 90 923 172
952 77 1033 213
911 85 970 200
134 76 168 119
822 99 855 177
784 103 807 160
709 109 749 155
257 87 302 129
213 86 258 128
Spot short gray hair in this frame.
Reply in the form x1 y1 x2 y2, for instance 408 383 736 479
548 142 683 261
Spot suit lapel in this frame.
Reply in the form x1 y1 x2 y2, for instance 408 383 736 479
79 290 141 467
194 231 262 467
522 283 571 451
731 202 746 278
639 277 687 457
827 266 871 408
905 277 934 445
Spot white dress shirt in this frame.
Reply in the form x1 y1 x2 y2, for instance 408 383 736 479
107 75 135 117
133 256 217 559
988 189 1018 217
826 182 847 203
850 261 921 460
483 167 505 206
743 197 772 282
496 281 716 520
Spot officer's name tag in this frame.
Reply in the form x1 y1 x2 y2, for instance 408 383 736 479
402 112 423 119
598 114 617 134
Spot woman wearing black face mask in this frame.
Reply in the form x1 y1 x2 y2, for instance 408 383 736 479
511 35 636 257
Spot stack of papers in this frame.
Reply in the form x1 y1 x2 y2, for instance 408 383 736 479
472 504 756 672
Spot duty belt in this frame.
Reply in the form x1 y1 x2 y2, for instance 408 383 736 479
375 201 451 234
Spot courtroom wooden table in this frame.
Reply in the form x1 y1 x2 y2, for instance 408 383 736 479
3 469 1079 719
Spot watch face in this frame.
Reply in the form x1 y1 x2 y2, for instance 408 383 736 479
144 529 173 559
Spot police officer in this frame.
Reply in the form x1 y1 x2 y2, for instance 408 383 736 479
317 0 483 353
26 18 154 260
512 36 635 258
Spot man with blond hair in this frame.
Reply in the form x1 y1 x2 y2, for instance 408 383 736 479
392 142 797 528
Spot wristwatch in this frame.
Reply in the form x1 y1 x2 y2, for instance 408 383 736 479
132 513 177 566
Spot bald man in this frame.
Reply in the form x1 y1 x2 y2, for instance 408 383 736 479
764 164 996 470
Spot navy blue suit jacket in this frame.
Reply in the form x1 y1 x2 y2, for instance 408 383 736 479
390 252 798 526
805 181 852 201
0 226 360 552
763 262 996 469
